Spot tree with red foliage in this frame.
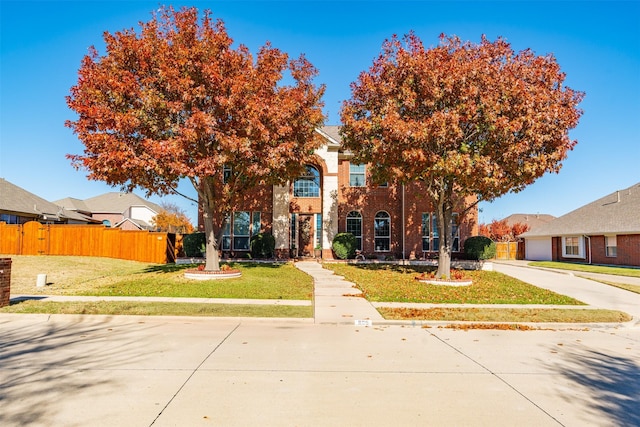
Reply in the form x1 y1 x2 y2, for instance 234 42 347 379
66 7 325 271
341 33 583 278
478 219 531 241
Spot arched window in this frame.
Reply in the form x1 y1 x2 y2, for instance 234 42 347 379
293 165 320 197
346 211 362 250
374 211 390 252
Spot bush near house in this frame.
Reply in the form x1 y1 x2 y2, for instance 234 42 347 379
464 236 496 260
183 232 206 257
250 233 276 258
332 233 356 259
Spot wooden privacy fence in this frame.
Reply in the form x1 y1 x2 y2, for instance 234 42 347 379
494 241 524 260
0 221 175 264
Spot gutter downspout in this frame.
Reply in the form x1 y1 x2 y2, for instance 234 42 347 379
584 235 592 264
401 184 405 262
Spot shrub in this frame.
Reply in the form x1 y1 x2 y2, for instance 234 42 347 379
332 233 356 259
250 233 275 258
183 232 206 257
463 236 496 260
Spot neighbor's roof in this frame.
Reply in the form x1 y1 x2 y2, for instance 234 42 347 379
54 197 91 213
502 213 556 232
521 183 640 237
81 192 162 214
0 178 62 218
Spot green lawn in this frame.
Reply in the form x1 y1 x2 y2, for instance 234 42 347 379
5 256 313 300
528 261 640 278
323 263 584 305
2 300 312 318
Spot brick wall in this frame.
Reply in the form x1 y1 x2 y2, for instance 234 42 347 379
0 258 11 308
337 159 478 259
552 234 640 267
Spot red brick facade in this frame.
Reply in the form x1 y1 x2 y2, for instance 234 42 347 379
197 129 479 260
552 234 640 267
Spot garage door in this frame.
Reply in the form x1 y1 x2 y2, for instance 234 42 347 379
525 238 552 261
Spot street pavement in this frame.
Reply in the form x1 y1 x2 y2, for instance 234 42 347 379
1 261 639 426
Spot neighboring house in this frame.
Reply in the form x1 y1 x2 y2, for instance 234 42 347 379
197 125 478 259
502 213 556 234
0 178 96 224
520 183 640 266
56 192 162 231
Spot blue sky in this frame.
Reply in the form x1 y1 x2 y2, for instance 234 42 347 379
1 0 638 224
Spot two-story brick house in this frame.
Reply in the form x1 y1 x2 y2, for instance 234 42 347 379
199 125 478 259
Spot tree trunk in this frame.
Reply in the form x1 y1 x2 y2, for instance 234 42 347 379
435 186 454 279
201 181 221 272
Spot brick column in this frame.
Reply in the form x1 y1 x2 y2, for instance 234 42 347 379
0 258 12 308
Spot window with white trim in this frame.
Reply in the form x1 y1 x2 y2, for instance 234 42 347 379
294 165 320 197
605 235 617 257
349 163 366 187
563 236 583 258
374 211 390 251
346 211 362 251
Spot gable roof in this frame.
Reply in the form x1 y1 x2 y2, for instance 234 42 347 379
0 178 63 219
0 178 98 223
79 192 162 214
502 213 556 232
54 197 91 214
316 125 342 147
521 183 640 237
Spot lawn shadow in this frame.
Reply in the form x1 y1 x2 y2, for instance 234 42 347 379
0 317 156 425
548 342 640 426
141 261 289 274
344 263 435 274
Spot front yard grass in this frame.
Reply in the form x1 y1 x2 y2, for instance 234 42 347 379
1 300 312 318
5 255 313 300
323 263 584 305
529 261 640 278
379 307 631 323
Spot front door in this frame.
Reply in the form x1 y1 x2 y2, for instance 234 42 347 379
298 215 314 257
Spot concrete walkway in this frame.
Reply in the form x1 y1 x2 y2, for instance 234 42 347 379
294 260 384 325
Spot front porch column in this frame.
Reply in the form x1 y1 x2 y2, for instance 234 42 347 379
272 184 290 258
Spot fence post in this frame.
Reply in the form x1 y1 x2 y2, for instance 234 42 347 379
0 258 12 308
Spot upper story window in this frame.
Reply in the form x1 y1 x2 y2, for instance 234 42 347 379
349 163 366 187
223 165 232 184
294 165 320 198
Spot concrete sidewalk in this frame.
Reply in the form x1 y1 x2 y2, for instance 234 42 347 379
1 314 638 426
295 260 384 325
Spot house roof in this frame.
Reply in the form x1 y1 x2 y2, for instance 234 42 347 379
0 178 63 219
114 217 153 230
502 213 556 232
0 178 99 223
54 197 91 214
79 192 162 214
316 125 342 147
521 182 640 237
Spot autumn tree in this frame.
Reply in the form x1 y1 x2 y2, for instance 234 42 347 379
152 202 194 234
478 219 531 241
341 33 583 278
66 7 325 271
